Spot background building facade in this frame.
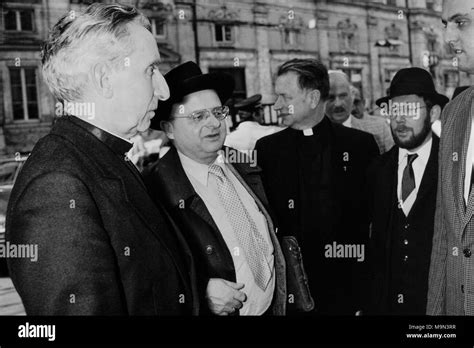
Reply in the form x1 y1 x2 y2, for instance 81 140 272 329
0 0 472 154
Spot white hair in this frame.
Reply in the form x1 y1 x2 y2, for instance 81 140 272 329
41 3 151 102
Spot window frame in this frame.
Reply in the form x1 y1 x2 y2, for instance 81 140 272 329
8 67 41 123
3 8 35 32
214 23 234 44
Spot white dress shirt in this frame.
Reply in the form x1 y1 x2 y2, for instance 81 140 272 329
397 137 433 216
177 150 275 315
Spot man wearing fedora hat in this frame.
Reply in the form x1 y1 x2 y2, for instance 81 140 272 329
366 67 448 315
427 0 474 316
142 61 286 316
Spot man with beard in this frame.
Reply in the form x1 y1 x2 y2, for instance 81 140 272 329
428 0 474 316
256 59 378 315
326 71 394 154
367 68 448 315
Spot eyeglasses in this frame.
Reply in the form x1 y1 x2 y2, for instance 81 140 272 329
172 105 229 123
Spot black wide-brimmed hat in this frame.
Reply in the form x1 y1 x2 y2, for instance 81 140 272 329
375 67 449 108
150 61 235 130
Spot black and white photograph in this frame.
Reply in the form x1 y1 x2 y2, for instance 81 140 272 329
0 0 472 345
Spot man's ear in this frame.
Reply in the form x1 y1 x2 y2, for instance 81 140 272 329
161 120 174 140
91 62 113 98
429 105 441 123
309 89 321 109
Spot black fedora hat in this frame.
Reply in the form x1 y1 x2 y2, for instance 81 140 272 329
375 67 449 108
150 61 235 130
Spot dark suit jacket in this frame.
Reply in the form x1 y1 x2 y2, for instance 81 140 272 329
367 136 439 314
142 146 286 315
255 117 379 314
6 116 199 315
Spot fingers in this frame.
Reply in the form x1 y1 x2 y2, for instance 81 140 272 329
233 290 247 303
229 299 243 309
224 280 245 290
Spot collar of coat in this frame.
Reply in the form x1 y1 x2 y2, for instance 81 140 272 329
149 145 263 208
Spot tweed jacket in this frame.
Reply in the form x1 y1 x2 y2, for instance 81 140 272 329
427 86 474 315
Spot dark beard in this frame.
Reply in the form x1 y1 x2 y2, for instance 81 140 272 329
391 115 432 150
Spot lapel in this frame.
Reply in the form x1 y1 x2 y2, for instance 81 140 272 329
451 89 474 233
155 146 223 239
407 136 439 219
374 146 398 305
226 147 267 205
462 98 474 232
51 118 193 291
373 146 399 266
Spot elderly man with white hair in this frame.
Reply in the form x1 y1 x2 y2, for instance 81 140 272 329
326 70 394 154
6 3 198 315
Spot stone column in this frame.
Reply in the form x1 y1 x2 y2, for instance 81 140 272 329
253 3 273 105
316 10 330 67
367 11 382 107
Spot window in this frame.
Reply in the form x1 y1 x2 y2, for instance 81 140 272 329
9 68 39 121
426 0 435 10
214 24 233 43
3 9 34 31
151 18 166 39
284 29 297 46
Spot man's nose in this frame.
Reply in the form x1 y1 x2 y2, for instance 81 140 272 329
153 73 170 101
273 96 283 110
334 97 344 107
207 111 222 128
445 23 458 46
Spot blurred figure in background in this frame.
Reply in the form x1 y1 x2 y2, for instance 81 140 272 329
326 71 394 154
224 94 283 151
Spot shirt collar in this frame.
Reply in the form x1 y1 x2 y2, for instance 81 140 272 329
67 116 133 157
177 150 228 187
342 115 352 128
398 136 433 167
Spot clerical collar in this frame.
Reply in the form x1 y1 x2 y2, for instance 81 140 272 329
290 116 331 136
67 115 133 157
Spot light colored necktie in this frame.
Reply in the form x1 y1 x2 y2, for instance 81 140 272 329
208 164 272 291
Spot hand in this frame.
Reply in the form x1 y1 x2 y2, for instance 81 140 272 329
206 278 247 316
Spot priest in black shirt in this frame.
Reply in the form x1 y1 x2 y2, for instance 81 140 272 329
256 59 378 315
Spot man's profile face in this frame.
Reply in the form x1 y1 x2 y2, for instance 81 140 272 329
442 0 474 73
166 89 226 165
108 23 170 138
326 73 353 124
273 72 315 129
